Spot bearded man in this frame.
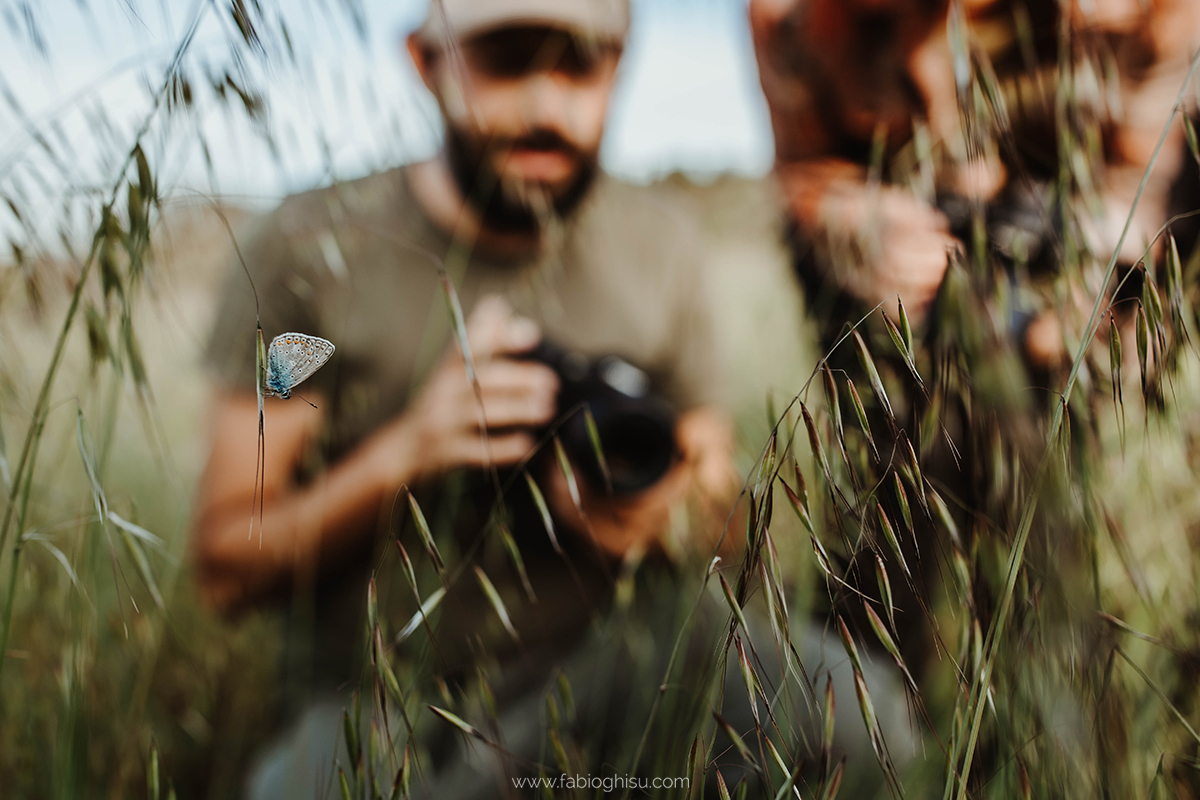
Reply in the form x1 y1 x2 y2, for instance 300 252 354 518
193 0 744 796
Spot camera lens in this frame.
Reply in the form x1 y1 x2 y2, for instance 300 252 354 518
519 340 679 494
591 408 677 494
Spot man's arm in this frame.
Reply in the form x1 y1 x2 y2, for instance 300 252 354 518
192 392 415 615
750 0 957 323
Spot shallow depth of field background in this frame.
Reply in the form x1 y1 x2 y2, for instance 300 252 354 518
5 1 1200 798
0 1 810 795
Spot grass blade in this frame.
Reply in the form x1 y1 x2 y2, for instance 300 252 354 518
714 713 758 771
581 406 613 494
875 503 910 579
928 488 962 549
497 522 536 602
845 379 878 462
553 437 582 511
395 587 447 644
874 553 895 630
472 565 519 643
428 705 484 741
822 677 836 763
147 738 160 800
801 404 833 484
892 473 913 539
25 535 81 592
835 616 864 676
107 511 167 553
852 331 894 422
1185 114 1200 166
883 311 924 389
1136 302 1150 395
406 493 446 578
716 769 732 800
735 636 762 725
118 526 164 610
719 574 750 635
76 408 108 520
897 298 914 353
780 475 814 534
823 364 843 443
821 760 845 800
0 420 10 491
524 472 561 554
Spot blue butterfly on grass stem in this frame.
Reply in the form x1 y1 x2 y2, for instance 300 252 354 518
265 332 335 399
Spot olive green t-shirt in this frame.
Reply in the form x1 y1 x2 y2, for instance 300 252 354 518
205 164 722 696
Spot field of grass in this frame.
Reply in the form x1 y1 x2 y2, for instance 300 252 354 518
4 3 1200 800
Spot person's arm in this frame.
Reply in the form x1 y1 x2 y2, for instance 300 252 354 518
780 162 959 322
750 0 958 324
193 392 414 614
1075 0 1200 264
192 297 559 615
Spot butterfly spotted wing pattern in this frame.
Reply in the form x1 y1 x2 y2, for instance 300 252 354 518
266 332 335 399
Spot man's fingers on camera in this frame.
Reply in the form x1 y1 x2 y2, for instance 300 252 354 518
495 315 541 357
475 392 557 430
464 295 541 360
474 362 559 424
464 295 513 347
891 210 949 245
455 431 537 467
877 187 948 232
889 227 953 274
475 359 559 396
920 203 950 233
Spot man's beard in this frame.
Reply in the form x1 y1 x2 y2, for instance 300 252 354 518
444 124 599 233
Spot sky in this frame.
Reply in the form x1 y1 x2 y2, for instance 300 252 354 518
0 0 774 225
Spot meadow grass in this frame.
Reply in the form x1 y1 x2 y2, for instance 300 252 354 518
3 2 1200 799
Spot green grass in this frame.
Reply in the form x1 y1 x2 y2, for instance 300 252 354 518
4 2 1200 799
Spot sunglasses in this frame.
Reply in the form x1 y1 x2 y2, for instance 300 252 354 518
461 26 619 80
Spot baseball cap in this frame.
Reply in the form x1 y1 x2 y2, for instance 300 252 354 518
415 0 631 46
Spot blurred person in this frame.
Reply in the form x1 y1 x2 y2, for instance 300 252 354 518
195 0 726 790
192 0 913 797
746 0 1200 524
745 0 1200 767
750 0 1200 357
737 4 1200 796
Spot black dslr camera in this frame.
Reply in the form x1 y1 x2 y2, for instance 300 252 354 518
521 341 678 495
936 181 1063 278
936 181 1066 342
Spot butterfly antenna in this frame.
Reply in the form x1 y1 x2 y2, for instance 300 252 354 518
295 393 319 410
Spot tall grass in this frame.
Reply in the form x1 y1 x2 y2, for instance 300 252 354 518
4 2 1200 799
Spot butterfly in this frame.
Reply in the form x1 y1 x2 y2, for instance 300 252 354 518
265 332 336 399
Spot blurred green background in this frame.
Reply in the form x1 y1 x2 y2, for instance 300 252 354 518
5 1 1200 798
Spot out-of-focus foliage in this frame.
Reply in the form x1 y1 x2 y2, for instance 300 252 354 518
0 2 390 794
3 1 1200 799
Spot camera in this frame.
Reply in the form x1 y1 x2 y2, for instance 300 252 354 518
936 181 1066 344
936 181 1063 277
520 341 678 495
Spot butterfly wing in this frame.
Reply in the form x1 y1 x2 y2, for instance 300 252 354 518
265 337 290 397
267 333 335 397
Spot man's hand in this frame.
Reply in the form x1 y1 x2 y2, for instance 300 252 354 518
780 160 956 321
827 182 954 319
543 407 737 559
377 296 560 487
